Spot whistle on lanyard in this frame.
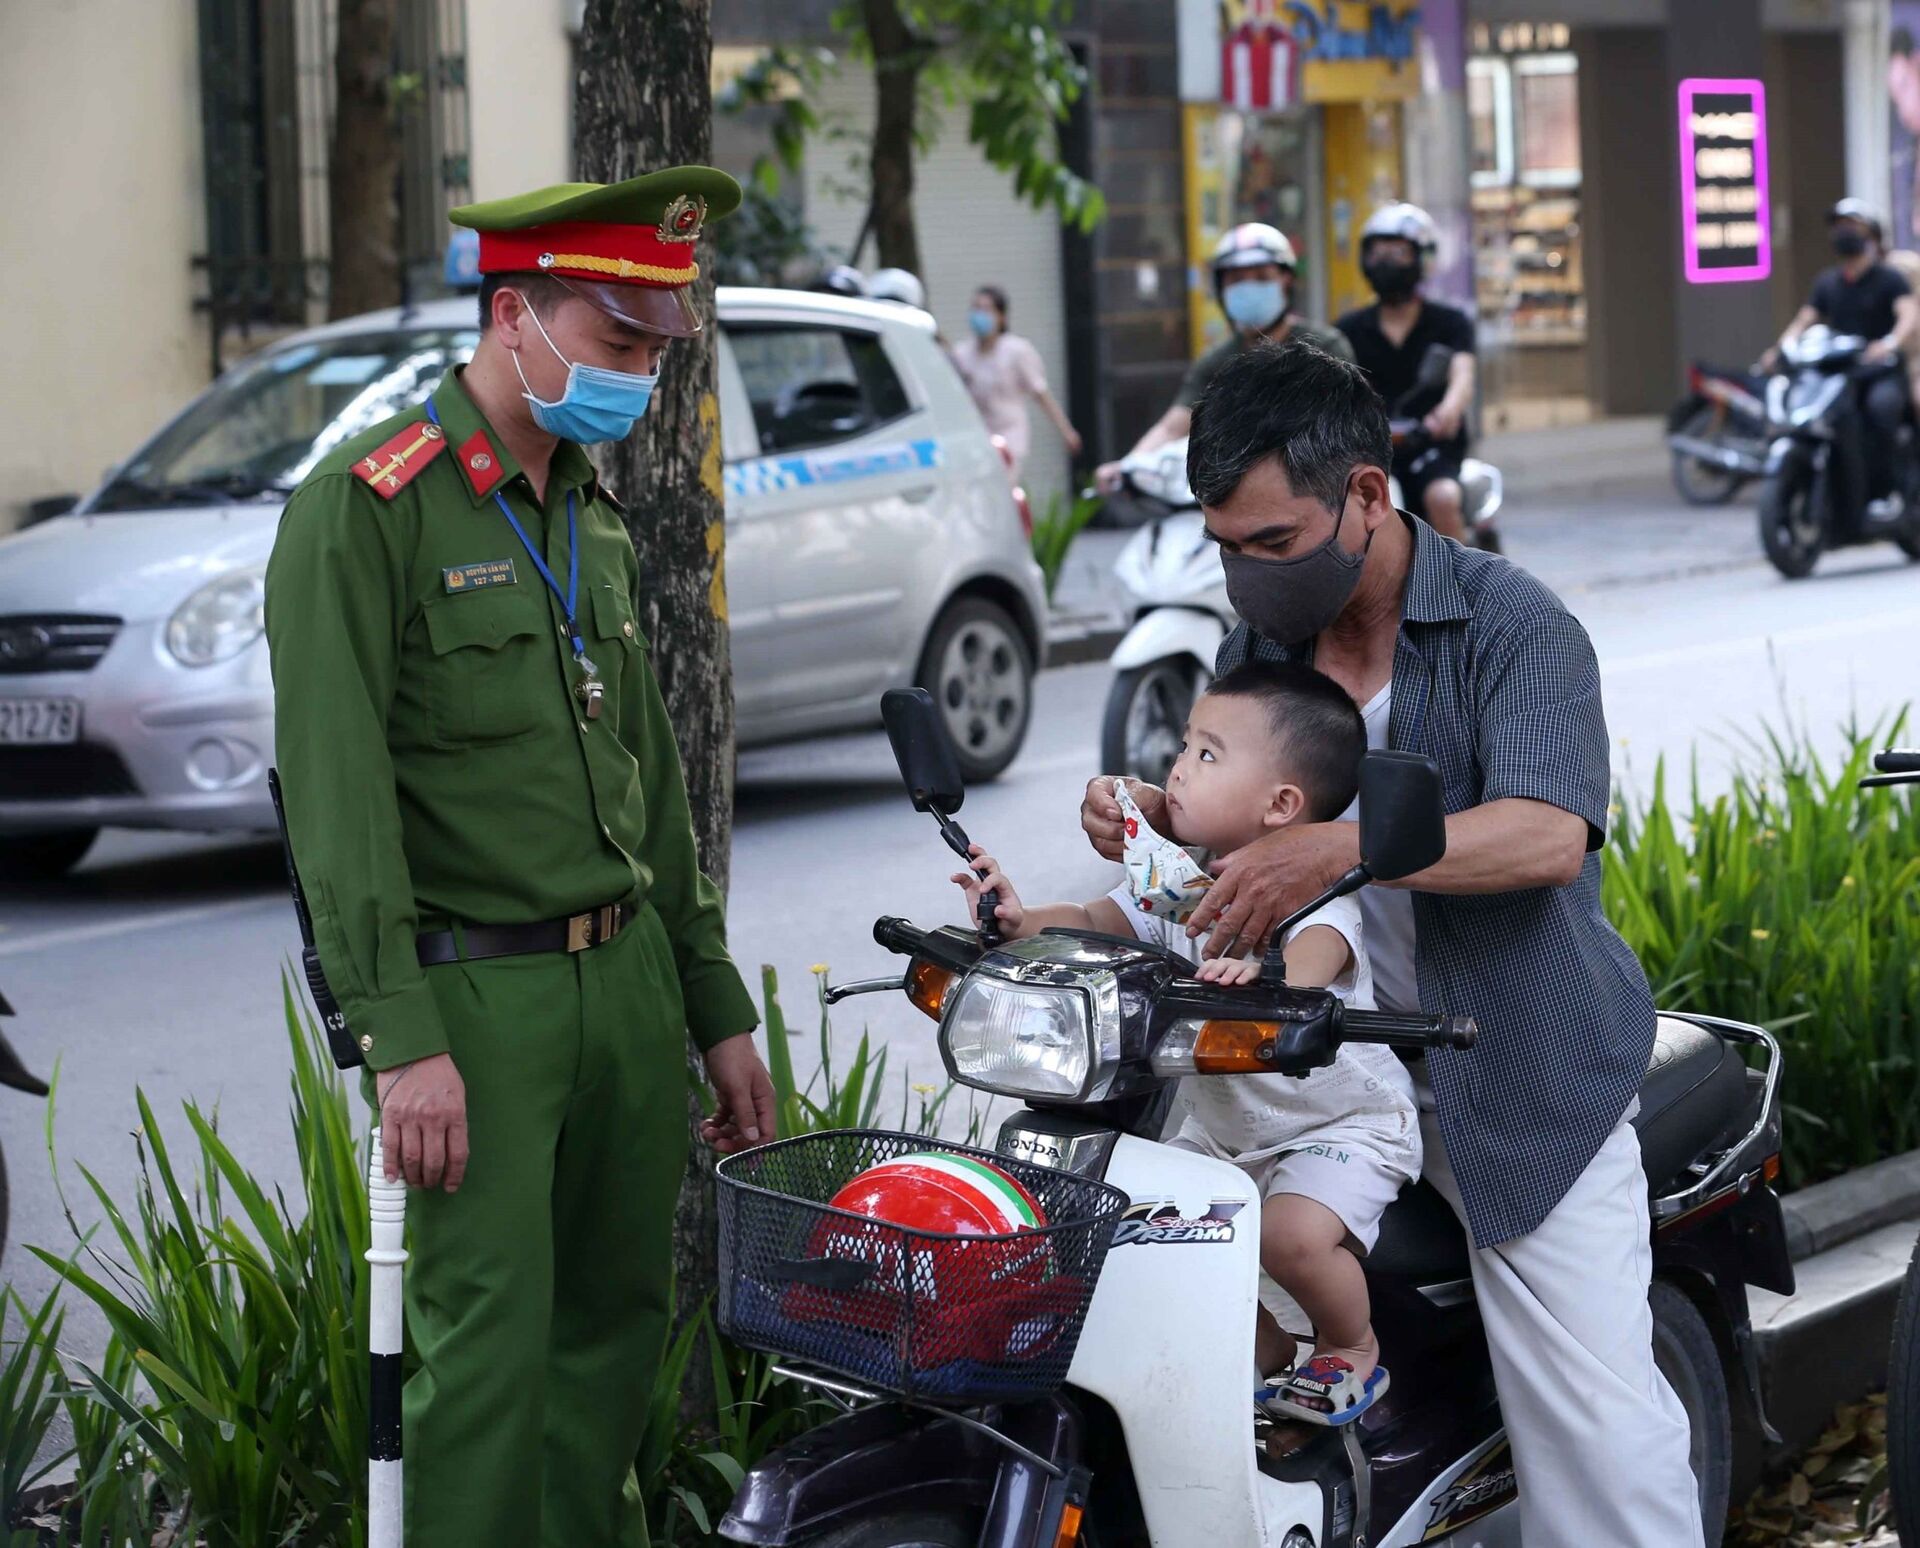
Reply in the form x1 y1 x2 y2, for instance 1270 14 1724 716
574 652 605 720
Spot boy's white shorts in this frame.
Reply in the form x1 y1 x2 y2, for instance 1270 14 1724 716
1169 1121 1410 1253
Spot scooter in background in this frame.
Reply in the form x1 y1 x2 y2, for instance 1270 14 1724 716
1098 439 1233 788
1386 345 1505 554
0 990 52 1262
1667 361 1773 506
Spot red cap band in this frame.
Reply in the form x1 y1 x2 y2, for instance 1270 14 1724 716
476 220 697 289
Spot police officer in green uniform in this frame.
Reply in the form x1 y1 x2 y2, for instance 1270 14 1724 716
265 166 776 1548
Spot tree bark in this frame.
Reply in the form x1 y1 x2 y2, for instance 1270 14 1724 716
327 0 402 320
574 0 735 1437
863 0 926 276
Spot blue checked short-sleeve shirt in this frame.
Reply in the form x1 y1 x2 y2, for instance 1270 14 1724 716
1218 515 1657 1248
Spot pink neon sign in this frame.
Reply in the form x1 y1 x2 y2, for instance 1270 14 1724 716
1678 77 1771 284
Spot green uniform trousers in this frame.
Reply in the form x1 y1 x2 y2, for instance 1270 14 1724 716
374 903 689 1547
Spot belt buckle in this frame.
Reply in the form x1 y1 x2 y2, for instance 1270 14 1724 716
566 912 593 952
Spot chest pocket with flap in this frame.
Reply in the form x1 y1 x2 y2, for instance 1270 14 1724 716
420 589 550 746
588 584 646 717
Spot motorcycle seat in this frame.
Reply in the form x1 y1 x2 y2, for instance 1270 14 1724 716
1630 1016 1753 1197
1364 1018 1752 1286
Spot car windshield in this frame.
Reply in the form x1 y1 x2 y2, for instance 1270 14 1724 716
90 327 478 512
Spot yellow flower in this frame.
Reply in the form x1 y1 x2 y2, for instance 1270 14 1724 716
1750 928 1771 941
1842 875 1856 888
912 1083 937 1096
810 962 829 975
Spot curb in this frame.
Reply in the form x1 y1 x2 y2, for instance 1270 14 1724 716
1752 1149 1920 1463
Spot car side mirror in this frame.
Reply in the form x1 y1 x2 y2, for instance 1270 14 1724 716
1358 750 1447 881
882 687 965 817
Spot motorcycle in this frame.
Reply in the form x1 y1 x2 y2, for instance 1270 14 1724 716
1757 326 1920 578
1386 344 1504 556
1667 361 1773 506
1098 440 1232 789
716 689 1794 1548
1868 749 1920 1547
0 990 52 1262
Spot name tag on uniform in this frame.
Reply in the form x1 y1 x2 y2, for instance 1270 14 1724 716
442 559 517 593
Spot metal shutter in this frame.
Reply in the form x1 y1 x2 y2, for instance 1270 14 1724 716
802 66 1073 515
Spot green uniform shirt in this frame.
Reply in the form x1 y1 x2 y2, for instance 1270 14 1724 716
265 368 758 1072
1174 317 1355 409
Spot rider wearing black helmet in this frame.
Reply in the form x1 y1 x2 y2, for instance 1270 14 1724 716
1762 198 1920 503
1094 223 1353 493
1336 203 1477 542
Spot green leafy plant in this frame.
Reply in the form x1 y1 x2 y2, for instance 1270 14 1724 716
1 1281 68 1537
1604 718 1920 1189
1030 488 1103 602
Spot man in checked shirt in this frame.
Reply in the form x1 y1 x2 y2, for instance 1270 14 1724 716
1081 341 1702 1548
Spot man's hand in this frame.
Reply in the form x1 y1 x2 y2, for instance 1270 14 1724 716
1865 338 1899 366
376 1052 469 1193
1424 401 1465 441
951 844 1028 936
701 1033 777 1155
1758 345 1781 374
1183 823 1358 958
1081 776 1167 861
1094 461 1126 495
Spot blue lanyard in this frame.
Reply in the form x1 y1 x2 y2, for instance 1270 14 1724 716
424 400 588 667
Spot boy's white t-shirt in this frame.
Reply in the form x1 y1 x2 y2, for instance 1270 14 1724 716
1102 884 1420 1174
1341 683 1421 1013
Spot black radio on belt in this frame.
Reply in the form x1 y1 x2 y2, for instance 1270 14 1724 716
268 768 363 1071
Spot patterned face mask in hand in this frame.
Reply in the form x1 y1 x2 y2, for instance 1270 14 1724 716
1116 779 1212 924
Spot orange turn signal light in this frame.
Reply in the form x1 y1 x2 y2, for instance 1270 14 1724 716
908 959 955 1022
1762 1153 1782 1184
1189 1019 1281 1073
1052 1502 1085 1547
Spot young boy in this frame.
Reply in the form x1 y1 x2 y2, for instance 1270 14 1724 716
952 663 1419 1426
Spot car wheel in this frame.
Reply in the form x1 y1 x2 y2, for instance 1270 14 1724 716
1650 1279 1731 1548
917 598 1033 783
0 828 98 881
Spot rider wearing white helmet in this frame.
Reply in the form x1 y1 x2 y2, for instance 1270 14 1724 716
867 267 928 310
1094 221 1353 493
1763 197 1918 503
1334 202 1478 542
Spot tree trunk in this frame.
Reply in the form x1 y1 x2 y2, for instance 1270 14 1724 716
327 0 402 320
574 0 735 1439
863 0 925 276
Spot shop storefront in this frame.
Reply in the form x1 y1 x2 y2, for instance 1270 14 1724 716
1175 0 1472 353
1467 19 1590 429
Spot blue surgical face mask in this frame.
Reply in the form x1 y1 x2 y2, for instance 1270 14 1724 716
513 303 659 444
968 308 997 339
1222 278 1287 332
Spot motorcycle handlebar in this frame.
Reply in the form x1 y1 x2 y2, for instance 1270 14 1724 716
1875 749 1920 775
873 916 927 956
1341 1007 1479 1051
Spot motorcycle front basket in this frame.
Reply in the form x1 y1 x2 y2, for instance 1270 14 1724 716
716 1129 1128 1406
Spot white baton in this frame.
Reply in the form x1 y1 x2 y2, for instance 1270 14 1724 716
367 1127 408 1547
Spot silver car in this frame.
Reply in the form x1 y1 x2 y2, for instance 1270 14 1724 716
0 288 1045 877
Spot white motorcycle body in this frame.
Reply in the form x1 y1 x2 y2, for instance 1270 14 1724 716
1063 1134 1522 1548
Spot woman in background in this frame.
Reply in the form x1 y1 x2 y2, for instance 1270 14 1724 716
950 285 1081 478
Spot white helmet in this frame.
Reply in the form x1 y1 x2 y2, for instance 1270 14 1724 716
867 267 928 309
1360 202 1439 257
1210 223 1297 281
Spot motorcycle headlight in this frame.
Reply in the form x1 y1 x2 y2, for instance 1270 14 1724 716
167 568 266 667
940 974 1098 1099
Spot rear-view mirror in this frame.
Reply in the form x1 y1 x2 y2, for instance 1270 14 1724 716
882 687 965 816
1358 750 1446 882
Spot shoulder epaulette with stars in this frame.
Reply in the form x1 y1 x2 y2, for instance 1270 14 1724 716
351 421 449 500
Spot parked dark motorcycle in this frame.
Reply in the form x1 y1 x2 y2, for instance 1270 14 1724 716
1667 361 1772 506
1757 327 1920 578
0 990 52 1262
715 689 1793 1548
1387 344 1504 554
1869 748 1920 1547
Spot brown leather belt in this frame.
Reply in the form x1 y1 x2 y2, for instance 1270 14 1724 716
416 902 635 967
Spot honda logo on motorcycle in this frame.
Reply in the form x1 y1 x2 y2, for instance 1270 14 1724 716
1112 1197 1245 1246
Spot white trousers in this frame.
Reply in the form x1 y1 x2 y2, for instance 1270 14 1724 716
1415 1073 1705 1548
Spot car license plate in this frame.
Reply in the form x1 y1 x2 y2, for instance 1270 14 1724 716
0 698 81 746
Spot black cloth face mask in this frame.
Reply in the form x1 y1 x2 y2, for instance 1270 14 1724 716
1219 491 1374 646
1363 258 1421 303
1831 230 1870 259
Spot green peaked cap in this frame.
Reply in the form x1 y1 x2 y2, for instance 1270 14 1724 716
448 165 742 232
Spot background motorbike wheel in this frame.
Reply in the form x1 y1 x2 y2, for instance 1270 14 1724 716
1757 469 1824 579
1101 658 1208 789
1885 1234 1920 1546
1671 405 1747 506
803 1508 982 1547
1650 1280 1732 1548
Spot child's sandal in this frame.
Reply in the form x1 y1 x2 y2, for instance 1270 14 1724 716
1264 1356 1389 1427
